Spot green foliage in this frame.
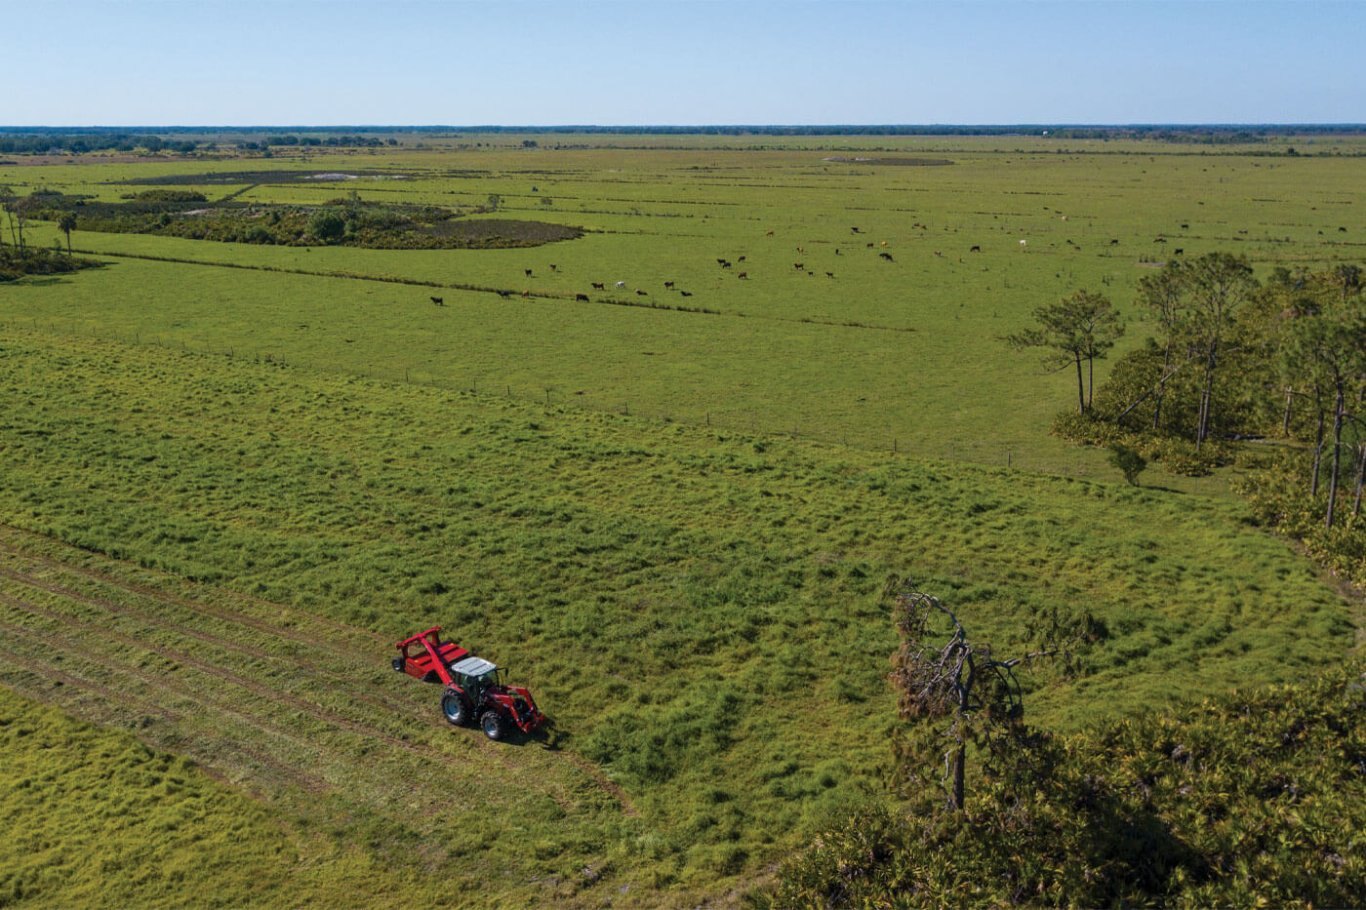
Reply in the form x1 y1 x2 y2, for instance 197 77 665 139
1235 451 1366 587
307 207 346 243
1108 444 1147 486
0 245 99 281
761 665 1366 909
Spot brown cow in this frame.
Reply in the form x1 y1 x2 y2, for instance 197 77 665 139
738 272 748 279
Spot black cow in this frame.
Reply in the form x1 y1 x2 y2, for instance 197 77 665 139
430 296 445 306
879 252 894 262
575 293 590 302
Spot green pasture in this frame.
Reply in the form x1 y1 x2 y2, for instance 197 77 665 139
0 137 1362 906
0 329 1354 905
4 140 1362 478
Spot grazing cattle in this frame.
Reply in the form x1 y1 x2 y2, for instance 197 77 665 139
793 262 804 270
834 248 841 256
969 245 981 253
636 289 648 296
680 290 693 297
1110 238 1119 245
1174 248 1184 256
1180 223 1190 229
738 255 746 262
1060 215 1068 222
738 272 748 279
866 242 874 248
575 293 590 302
525 268 533 277
549 264 558 272
851 226 861 233
664 280 675 289
1018 240 1027 249
796 246 805 253
497 290 511 298
1154 237 1167 243
430 296 444 306
880 241 888 248
879 252 894 262
1339 226 1348 232
825 271 834 278
591 282 605 290
615 280 627 288
522 290 530 298
934 251 942 257
765 229 774 236
716 258 728 265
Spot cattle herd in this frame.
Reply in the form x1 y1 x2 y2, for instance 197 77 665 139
415 220 1197 310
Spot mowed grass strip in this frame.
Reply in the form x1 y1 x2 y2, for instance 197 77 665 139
0 535 643 907
0 328 1354 904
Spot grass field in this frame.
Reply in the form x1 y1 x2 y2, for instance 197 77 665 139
5 137 1363 474
0 135 1361 906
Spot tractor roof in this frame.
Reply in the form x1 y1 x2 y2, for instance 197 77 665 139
450 656 497 677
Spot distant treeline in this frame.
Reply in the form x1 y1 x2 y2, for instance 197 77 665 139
0 130 390 155
3 124 1364 150
0 132 199 155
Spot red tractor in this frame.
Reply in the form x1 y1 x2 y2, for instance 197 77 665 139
392 627 545 741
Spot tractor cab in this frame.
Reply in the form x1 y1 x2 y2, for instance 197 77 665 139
449 656 501 701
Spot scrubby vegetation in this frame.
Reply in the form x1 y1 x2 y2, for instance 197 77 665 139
1048 258 1364 584
22 189 581 250
0 246 100 282
761 593 1364 909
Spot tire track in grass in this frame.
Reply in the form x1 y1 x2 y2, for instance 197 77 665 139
0 560 417 723
0 528 638 818
0 616 326 794
0 585 558 819
0 583 555 813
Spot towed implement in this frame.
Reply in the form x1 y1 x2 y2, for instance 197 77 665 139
392 627 545 741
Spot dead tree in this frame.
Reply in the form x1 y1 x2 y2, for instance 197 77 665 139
889 584 1032 812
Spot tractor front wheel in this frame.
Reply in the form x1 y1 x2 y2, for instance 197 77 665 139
442 692 472 726
480 709 506 742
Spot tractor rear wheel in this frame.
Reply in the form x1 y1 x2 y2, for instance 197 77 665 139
391 657 404 672
480 709 506 742
442 692 472 726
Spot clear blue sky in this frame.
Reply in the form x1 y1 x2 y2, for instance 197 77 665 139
7 1 1364 126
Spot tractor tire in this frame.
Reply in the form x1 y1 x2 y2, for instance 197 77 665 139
391 657 404 672
480 709 506 742
442 692 473 727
